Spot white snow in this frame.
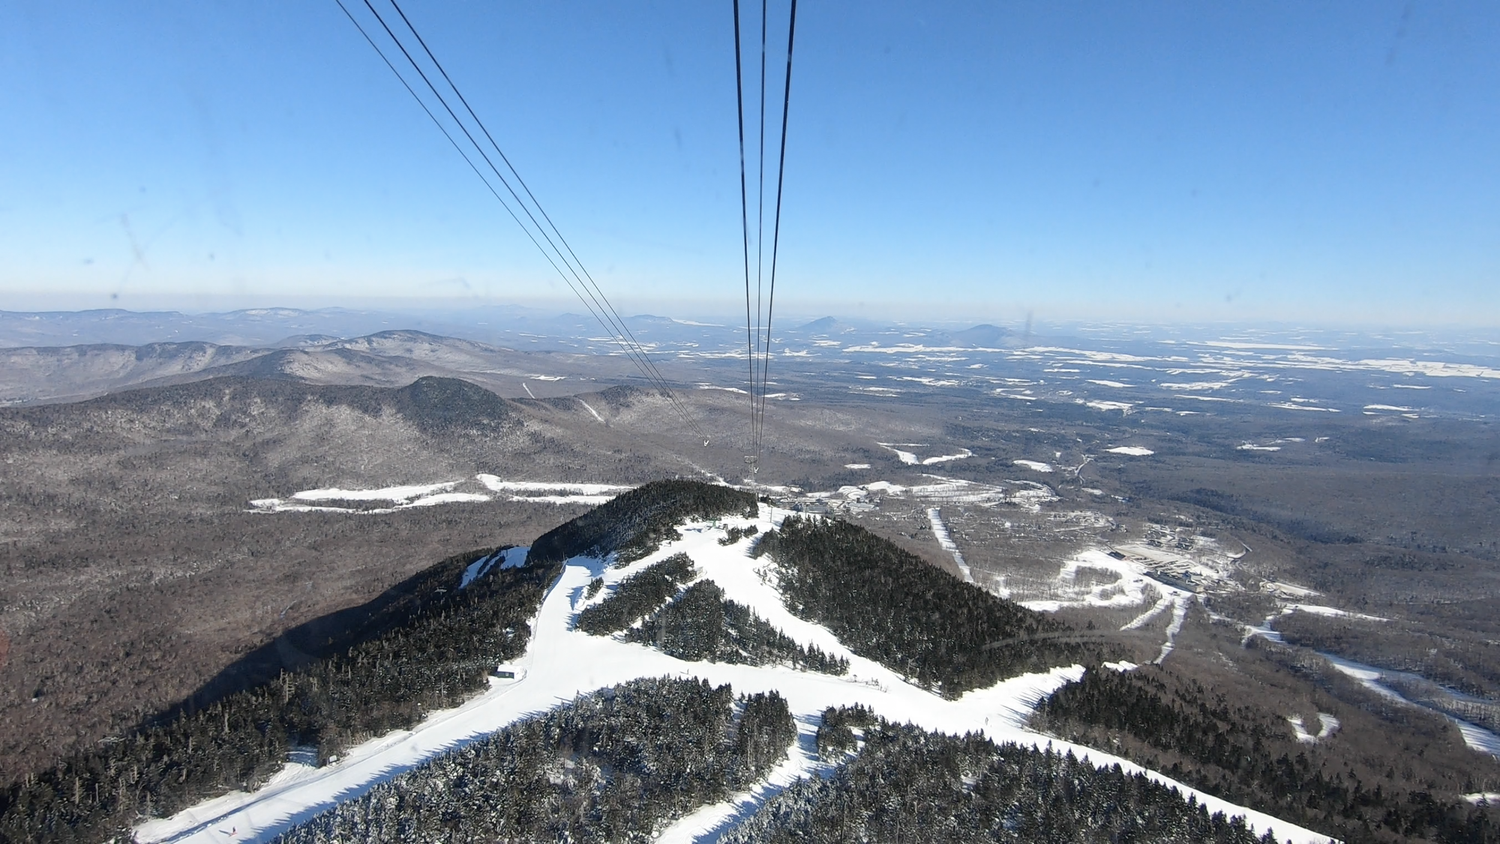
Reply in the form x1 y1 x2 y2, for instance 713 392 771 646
1106 446 1154 456
1465 792 1500 805
1087 380 1132 388
475 476 631 506
577 398 606 423
1021 549 1190 614
1288 713 1340 744
1286 604 1388 623
926 508 973 583
137 510 1334 844
1084 400 1134 413
252 478 631 515
1364 404 1415 412
656 715 831 843
1154 597 1190 664
407 492 491 507
1262 581 1321 599
877 442 973 465
250 482 499 514
843 463 870 470
1237 443 1282 452
1268 402 1339 412
1160 381 1235 391
292 482 459 502
1013 459 1054 472
459 547 528 590
1323 653 1500 759
1198 341 1329 351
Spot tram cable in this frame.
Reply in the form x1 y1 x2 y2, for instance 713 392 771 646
733 0 798 473
336 0 710 446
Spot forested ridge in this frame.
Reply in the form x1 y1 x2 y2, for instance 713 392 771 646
529 479 756 565
762 516 1099 696
1036 665 1500 843
574 552 697 634
723 706 1285 844
626 580 850 674
276 677 796 844
0 548 560 844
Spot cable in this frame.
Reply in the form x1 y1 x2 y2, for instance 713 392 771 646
382 0 700 438
756 0 798 460
734 0 798 472
754 0 768 461
732 0 758 467
337 0 708 444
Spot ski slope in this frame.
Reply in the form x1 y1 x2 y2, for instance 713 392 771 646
137 505 1333 844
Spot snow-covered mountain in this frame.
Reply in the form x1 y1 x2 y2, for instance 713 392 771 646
128 483 1327 844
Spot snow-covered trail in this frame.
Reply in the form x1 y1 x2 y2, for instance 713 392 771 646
1322 653 1500 759
925 507 973 583
577 397 605 423
1154 595 1191 664
138 507 1333 844
656 714 832 844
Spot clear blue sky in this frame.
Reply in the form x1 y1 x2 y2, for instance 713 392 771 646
1 1 1496 325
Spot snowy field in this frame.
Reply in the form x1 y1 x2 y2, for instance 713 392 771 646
138 506 1331 844
248 476 631 513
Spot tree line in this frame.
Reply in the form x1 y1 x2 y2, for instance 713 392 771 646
276 677 795 843
725 706 1290 844
626 580 849 675
0 549 560 844
575 551 697 634
760 516 1101 696
1035 665 1500 843
529 479 757 566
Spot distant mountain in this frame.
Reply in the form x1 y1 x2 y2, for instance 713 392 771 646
797 316 847 333
0 329 607 405
0 307 404 348
269 333 345 348
0 341 267 405
945 323 1013 348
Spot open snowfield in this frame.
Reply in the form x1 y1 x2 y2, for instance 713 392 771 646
248 476 632 513
137 506 1331 844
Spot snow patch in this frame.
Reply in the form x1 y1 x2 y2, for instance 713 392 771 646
1106 446 1154 456
476 476 631 506
877 442 973 465
1012 460 1054 472
926 508 973 583
292 482 459 503
1288 713 1340 744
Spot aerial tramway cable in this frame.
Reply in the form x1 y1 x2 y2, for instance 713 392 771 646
379 0 699 439
733 0 798 474
758 0 797 464
336 0 710 446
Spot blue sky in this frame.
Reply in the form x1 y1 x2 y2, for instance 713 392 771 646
1 1 1496 325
